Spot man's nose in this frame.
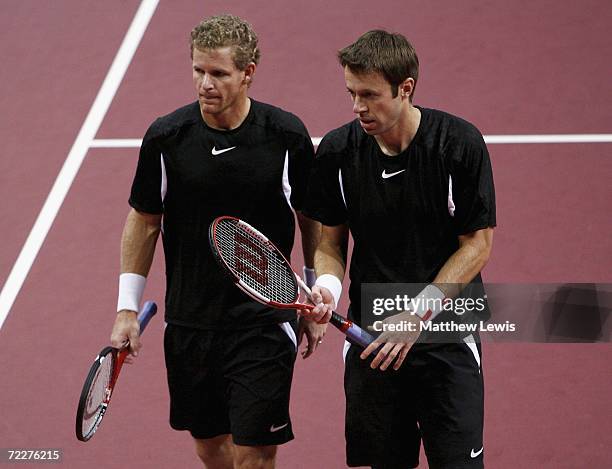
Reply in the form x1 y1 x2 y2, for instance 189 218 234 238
200 74 214 90
353 97 366 114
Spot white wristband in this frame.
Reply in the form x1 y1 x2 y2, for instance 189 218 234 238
315 274 342 308
303 267 316 288
117 273 146 313
412 284 448 322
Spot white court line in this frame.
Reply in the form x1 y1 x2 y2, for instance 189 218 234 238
484 134 612 144
90 139 144 148
91 134 612 149
0 0 159 330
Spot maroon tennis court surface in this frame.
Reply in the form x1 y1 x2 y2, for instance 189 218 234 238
1 1 610 467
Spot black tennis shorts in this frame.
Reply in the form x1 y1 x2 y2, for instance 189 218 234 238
164 321 298 446
343 338 484 468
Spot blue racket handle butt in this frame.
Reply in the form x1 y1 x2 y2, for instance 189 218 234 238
136 301 157 334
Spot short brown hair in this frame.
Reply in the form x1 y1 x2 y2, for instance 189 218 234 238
338 30 419 99
190 14 260 70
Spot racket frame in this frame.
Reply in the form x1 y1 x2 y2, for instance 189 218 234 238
209 216 375 347
75 301 157 442
75 346 116 441
210 217 301 308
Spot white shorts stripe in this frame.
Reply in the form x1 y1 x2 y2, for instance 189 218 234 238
463 334 481 371
342 339 351 363
278 322 297 350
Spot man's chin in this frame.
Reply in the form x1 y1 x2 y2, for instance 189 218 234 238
362 127 380 136
200 103 223 114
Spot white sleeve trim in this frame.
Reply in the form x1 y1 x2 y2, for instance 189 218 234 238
338 169 347 208
448 175 455 217
160 153 167 204
281 150 293 209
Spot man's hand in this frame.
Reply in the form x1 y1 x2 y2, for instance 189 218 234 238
361 311 422 371
297 318 328 358
110 310 142 362
299 285 334 324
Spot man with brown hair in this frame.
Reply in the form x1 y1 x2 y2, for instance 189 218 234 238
110 14 324 468
305 30 495 468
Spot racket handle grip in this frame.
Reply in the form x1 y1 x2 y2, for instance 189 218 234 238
330 312 375 348
137 301 157 334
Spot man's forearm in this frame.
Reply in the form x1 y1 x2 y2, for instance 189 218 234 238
296 211 321 268
120 208 162 276
433 228 493 298
314 224 349 280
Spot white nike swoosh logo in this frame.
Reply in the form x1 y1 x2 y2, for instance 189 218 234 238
471 447 484 458
270 423 289 433
381 169 406 179
211 146 236 155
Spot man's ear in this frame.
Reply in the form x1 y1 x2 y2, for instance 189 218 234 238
243 62 256 85
400 77 415 99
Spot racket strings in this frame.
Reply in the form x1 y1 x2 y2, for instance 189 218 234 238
82 353 113 436
215 221 298 304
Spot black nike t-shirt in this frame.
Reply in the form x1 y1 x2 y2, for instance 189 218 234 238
304 107 496 324
129 100 314 329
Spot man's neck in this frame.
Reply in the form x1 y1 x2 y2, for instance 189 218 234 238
375 105 421 156
201 96 251 131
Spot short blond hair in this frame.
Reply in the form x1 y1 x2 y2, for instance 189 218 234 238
190 14 260 70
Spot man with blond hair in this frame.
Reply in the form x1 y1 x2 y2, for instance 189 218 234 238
110 15 323 468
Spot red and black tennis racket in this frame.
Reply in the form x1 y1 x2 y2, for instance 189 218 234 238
75 301 157 442
209 216 375 348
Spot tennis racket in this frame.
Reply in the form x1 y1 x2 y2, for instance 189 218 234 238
209 216 375 348
75 301 157 442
